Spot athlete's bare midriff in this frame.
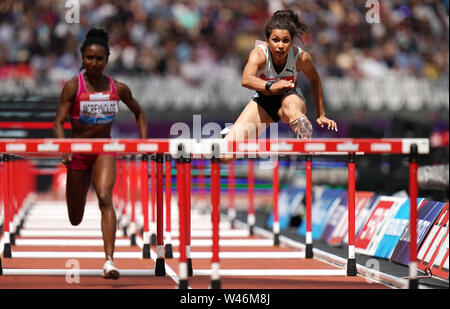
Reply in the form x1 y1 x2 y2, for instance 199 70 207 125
70 118 113 138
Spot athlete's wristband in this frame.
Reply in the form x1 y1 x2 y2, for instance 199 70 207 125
265 80 275 92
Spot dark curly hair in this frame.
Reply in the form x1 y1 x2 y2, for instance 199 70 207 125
264 9 309 42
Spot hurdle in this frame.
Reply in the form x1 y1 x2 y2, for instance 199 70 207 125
0 138 429 289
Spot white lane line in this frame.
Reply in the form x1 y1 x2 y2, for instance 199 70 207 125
11 251 142 258
19 230 125 237
14 238 273 247
14 239 132 247
18 229 248 238
11 251 305 259
193 269 347 276
2 269 155 276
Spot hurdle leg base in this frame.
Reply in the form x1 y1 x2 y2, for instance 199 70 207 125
346 258 357 276
249 225 254 236
408 279 418 289
130 234 137 246
3 244 11 258
187 258 193 277
164 244 173 258
179 279 189 289
10 233 15 246
155 258 166 276
210 280 221 289
305 244 314 258
274 233 280 246
142 244 151 259
151 233 157 246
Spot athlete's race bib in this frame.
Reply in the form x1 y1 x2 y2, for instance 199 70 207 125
79 92 119 124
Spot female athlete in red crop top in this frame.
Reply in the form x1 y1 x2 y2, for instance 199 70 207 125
53 28 148 279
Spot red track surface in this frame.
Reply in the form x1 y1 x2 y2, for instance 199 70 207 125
0 194 389 289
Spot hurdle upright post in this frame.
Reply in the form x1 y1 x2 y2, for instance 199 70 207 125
305 154 313 258
1 154 11 258
347 152 357 276
210 143 221 289
141 154 151 258
273 158 280 246
227 161 236 228
184 154 193 276
164 154 173 258
155 153 166 276
177 144 189 289
129 156 137 246
248 159 255 235
150 155 157 246
408 144 419 289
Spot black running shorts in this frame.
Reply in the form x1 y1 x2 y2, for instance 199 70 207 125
252 90 305 122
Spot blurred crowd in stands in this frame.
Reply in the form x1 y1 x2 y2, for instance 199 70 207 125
0 0 448 84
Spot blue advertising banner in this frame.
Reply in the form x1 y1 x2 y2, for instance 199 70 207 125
298 187 345 239
373 198 426 259
267 186 305 230
391 200 446 266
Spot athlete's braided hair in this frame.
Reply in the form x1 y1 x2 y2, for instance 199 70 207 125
264 9 309 42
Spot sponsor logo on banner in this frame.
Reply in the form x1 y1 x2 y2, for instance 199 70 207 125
71 143 92 152
391 200 446 266
37 142 60 152
355 196 406 256
337 142 359 152
137 143 158 152
373 198 425 259
103 142 125 152
417 203 449 280
305 143 326 152
370 143 392 152
6 143 26 152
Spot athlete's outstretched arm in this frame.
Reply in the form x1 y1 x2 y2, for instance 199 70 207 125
298 51 338 132
116 81 148 139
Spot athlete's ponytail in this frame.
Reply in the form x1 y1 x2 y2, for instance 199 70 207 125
264 9 309 42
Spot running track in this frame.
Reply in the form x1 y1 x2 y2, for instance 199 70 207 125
0 194 390 289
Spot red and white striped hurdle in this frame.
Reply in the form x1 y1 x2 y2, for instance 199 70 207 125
0 138 429 289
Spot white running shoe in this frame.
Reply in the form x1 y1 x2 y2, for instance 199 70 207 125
297 117 313 140
103 259 120 279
